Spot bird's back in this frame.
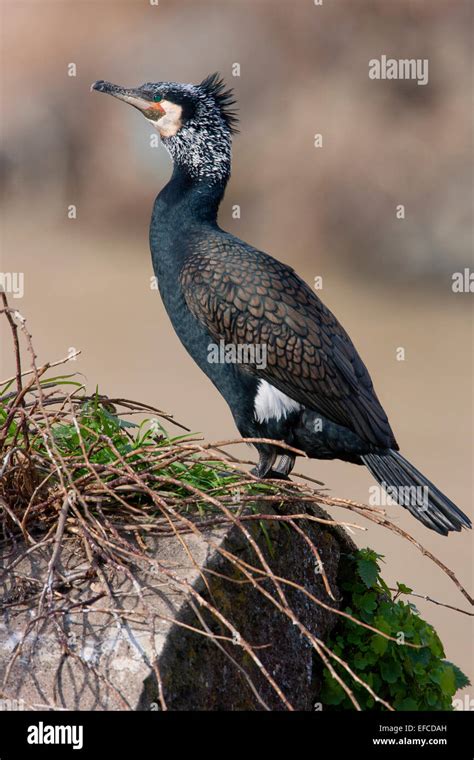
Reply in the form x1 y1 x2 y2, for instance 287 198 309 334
179 229 398 451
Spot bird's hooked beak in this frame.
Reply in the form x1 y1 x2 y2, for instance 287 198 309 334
91 80 164 119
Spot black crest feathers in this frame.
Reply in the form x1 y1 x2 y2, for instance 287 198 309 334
199 73 239 133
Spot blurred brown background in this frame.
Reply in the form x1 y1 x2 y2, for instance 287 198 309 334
1 0 472 701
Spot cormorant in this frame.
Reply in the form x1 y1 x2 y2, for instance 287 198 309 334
92 74 471 536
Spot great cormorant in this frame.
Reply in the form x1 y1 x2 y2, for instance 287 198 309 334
92 74 471 536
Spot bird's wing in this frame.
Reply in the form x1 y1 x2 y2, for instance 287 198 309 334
180 234 397 449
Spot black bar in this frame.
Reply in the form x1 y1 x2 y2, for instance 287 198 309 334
0 710 472 758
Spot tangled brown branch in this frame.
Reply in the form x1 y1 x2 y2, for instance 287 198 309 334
0 295 471 711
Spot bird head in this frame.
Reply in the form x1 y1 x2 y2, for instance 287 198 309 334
91 73 238 182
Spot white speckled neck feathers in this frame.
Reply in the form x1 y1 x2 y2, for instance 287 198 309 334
155 76 236 184
161 117 232 184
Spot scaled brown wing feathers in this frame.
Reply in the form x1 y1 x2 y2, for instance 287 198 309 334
180 235 397 449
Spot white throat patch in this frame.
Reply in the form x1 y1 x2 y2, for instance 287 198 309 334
254 380 301 424
147 100 183 138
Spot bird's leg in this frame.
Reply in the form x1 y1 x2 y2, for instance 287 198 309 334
251 447 277 479
273 453 296 478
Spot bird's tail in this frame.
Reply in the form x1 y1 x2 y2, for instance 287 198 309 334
361 450 471 535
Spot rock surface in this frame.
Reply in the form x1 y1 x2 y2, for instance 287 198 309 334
0 503 356 710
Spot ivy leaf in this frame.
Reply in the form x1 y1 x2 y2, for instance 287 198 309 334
378 602 398 628
434 665 457 695
426 690 438 707
373 615 392 636
321 673 345 705
356 558 379 589
396 697 419 711
381 658 403 684
358 548 384 563
371 635 389 656
396 582 413 595
347 629 362 645
409 647 431 666
444 661 471 691
353 653 369 670
427 632 445 658
359 592 378 614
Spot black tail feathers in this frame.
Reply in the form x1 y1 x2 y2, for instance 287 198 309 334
361 450 471 535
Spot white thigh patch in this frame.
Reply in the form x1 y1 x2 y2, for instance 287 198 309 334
254 380 301 423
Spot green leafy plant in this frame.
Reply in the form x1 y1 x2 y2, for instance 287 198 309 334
321 548 470 710
0 379 287 526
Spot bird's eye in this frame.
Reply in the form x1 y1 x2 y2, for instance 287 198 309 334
153 94 162 103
